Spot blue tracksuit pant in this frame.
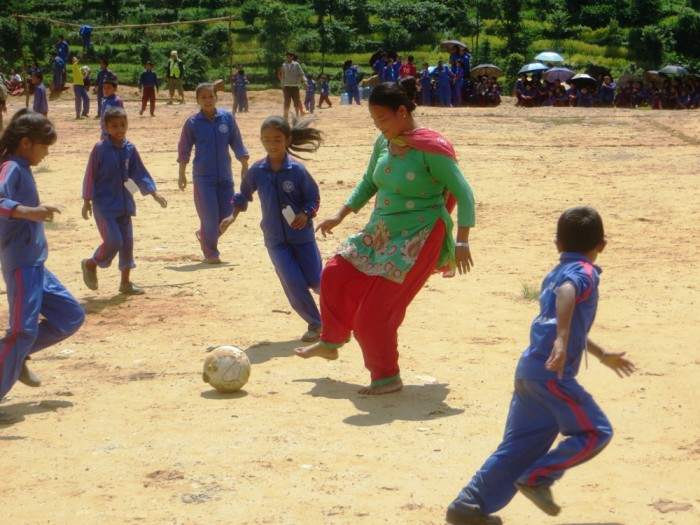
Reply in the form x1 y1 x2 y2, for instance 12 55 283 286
346 85 361 105
194 177 234 260
0 266 84 399
267 242 321 331
92 213 135 271
449 378 613 516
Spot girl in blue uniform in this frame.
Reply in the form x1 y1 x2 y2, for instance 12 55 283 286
81 107 167 295
220 116 323 343
343 60 361 105
436 61 454 107
0 110 85 423
178 82 249 263
419 63 432 106
304 74 316 114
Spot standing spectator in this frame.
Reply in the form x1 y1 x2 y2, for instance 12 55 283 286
598 75 615 107
234 68 249 113
343 60 361 105
51 53 65 94
32 72 48 116
230 65 242 112
373 52 388 82
138 61 159 117
398 55 417 79
437 62 454 107
318 74 332 108
94 60 110 119
278 51 306 121
458 47 471 78
419 63 432 106
304 74 317 114
55 35 68 89
452 59 465 107
383 58 398 83
70 56 90 119
166 50 185 105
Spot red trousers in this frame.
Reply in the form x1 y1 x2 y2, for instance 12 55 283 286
141 86 156 115
320 220 446 385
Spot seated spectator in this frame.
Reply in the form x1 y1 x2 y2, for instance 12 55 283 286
577 86 594 107
677 88 691 109
647 84 662 109
598 75 615 106
487 82 501 106
541 87 555 107
566 83 578 107
513 73 526 106
520 82 536 107
630 81 646 108
554 85 568 107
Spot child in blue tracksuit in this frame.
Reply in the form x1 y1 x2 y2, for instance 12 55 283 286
419 63 432 106
445 206 635 525
318 75 332 108
178 82 249 263
0 109 85 423
343 60 361 105
31 72 48 116
95 60 111 118
436 62 454 107
304 74 316 114
234 69 249 113
221 116 323 343
100 73 123 138
81 107 167 295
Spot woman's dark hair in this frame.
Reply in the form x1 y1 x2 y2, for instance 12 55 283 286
261 116 323 159
368 78 417 112
0 109 57 160
556 206 605 253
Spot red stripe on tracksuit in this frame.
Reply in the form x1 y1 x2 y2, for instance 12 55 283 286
526 379 600 485
0 269 23 378
576 261 594 303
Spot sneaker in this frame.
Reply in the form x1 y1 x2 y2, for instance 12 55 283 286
515 482 561 516
0 410 20 425
18 359 41 387
301 328 321 342
81 259 98 290
203 257 221 264
445 508 502 525
119 282 145 295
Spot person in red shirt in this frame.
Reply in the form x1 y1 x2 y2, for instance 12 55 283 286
398 55 417 79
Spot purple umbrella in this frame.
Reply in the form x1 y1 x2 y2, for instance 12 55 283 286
543 67 575 83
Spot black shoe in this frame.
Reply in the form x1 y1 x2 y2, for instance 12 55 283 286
81 259 98 290
18 359 41 387
515 482 561 516
119 282 145 295
445 508 502 525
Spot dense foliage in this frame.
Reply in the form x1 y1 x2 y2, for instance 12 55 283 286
1 0 698 89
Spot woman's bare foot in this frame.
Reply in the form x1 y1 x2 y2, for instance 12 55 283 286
294 343 339 360
358 377 403 395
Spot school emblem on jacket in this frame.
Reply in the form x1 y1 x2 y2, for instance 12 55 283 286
282 180 295 193
218 124 229 133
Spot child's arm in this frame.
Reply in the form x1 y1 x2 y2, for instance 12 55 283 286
586 339 635 378
219 208 240 234
545 281 576 379
178 162 188 191
13 204 61 222
150 191 167 208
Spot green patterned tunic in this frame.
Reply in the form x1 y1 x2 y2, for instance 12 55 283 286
338 133 475 283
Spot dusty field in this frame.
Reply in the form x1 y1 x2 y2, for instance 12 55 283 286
1 87 699 525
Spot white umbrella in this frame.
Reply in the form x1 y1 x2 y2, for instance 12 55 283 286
535 51 565 63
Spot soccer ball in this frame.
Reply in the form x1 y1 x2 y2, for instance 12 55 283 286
202 346 251 393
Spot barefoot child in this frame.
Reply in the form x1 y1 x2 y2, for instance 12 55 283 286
220 116 323 342
81 107 167 295
178 82 249 263
445 206 635 525
0 109 85 424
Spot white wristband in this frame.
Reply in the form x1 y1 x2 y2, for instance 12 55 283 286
455 242 470 248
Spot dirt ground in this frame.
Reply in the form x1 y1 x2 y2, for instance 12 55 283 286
1 87 698 525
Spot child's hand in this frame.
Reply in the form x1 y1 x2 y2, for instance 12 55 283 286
152 192 167 208
545 336 567 379
600 352 635 378
290 212 308 229
25 205 60 223
219 214 235 234
81 200 92 220
178 173 187 191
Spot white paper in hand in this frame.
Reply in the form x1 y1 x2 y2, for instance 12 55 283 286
124 178 139 195
282 205 295 225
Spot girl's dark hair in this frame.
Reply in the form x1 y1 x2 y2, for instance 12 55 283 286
368 78 417 112
261 116 323 159
0 109 57 160
195 82 216 99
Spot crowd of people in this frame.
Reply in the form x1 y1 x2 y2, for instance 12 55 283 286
514 72 700 109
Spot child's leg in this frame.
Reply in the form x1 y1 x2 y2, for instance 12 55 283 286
82 86 90 115
516 379 613 488
91 213 123 268
0 267 44 399
354 86 361 104
115 215 136 277
267 243 322 330
73 85 82 117
193 179 233 260
96 91 103 116
448 379 560 517
30 268 84 354
148 87 156 115
353 220 445 388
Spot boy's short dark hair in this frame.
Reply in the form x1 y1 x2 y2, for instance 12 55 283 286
557 206 605 253
33 71 43 80
103 106 127 125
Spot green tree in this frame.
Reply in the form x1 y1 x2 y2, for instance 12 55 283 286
627 25 664 68
257 0 295 81
497 0 524 56
673 8 700 58
626 0 662 27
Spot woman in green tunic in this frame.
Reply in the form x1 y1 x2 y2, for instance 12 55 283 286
295 79 475 395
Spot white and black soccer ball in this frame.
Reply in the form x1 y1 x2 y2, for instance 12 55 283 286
202 346 251 393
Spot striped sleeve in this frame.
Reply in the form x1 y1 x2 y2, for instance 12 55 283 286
0 161 20 218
